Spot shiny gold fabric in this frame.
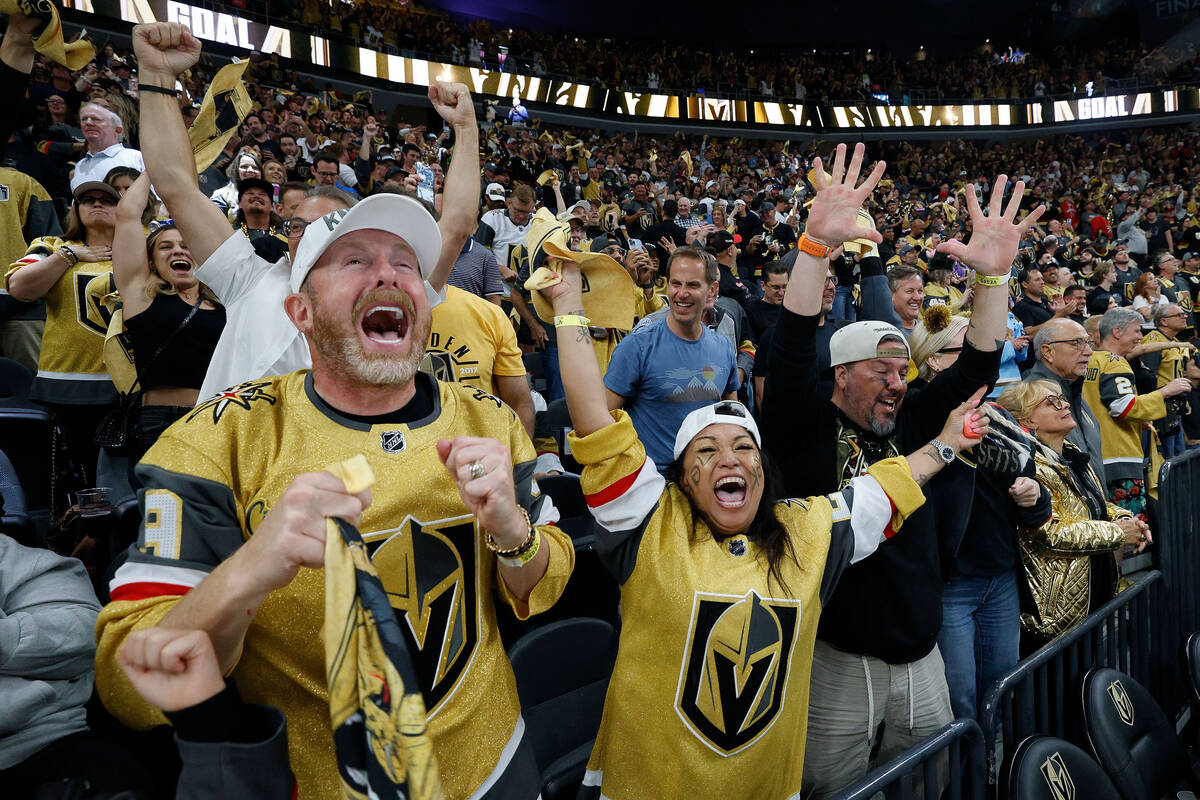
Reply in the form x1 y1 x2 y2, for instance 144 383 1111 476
1019 448 1130 639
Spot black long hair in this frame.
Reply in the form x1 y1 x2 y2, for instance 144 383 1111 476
667 444 798 594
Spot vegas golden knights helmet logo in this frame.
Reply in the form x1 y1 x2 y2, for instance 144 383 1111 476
1107 679 1135 726
675 590 800 756
1040 751 1076 800
370 514 479 716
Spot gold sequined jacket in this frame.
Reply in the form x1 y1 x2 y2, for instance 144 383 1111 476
1019 443 1131 640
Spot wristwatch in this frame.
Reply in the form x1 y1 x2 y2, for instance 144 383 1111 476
929 439 956 464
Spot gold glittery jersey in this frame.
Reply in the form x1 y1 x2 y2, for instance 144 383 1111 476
94 370 574 800
570 412 924 799
6 236 116 403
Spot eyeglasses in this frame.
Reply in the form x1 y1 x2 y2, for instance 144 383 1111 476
937 346 964 354
283 218 310 238
77 194 117 206
1162 312 1189 319
824 275 838 286
1036 394 1070 411
315 170 339 178
1047 337 1091 349
148 218 176 233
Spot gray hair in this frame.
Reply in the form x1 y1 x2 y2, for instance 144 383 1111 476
81 102 123 135
1099 306 1142 342
303 184 358 209
887 264 922 293
1152 303 1181 328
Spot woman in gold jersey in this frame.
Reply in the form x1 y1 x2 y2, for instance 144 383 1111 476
6 181 119 481
539 142 986 799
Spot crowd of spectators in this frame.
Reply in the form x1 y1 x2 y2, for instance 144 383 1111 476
219 0 1200 101
2 6 1200 800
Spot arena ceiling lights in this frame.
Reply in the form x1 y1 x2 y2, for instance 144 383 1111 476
74 1 1199 133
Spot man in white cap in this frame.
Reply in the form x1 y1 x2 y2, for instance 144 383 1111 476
96 23 574 800
127 22 480 406
761 143 1044 798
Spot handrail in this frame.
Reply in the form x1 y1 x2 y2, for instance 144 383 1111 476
828 719 987 800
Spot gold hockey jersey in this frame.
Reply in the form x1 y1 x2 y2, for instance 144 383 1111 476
6 236 116 403
570 412 923 799
95 371 574 800
1083 349 1166 482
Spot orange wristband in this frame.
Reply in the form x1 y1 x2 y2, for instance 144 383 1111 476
798 233 834 259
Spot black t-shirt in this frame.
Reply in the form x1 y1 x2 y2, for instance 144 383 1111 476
621 198 658 234
1012 295 1054 329
1141 218 1170 252
718 265 756 311
747 299 782 339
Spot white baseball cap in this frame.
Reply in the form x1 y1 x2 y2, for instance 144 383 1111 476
673 400 761 460
486 182 507 201
290 194 442 294
829 321 911 367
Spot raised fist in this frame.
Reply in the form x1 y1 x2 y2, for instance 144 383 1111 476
133 23 202 79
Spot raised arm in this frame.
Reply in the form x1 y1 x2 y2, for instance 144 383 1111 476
132 23 237 268
541 261 614 437
937 177 1045 354
112 172 155 317
426 82 478 295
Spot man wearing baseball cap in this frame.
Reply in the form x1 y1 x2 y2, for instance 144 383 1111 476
761 144 1043 797
121 23 481 406
706 229 756 310
98 23 573 800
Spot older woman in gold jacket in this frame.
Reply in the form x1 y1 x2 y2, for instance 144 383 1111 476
995 380 1151 648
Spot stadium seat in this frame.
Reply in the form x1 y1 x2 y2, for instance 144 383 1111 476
0 407 61 537
508 618 618 800
1080 667 1199 799
538 475 587 520
1182 632 1200 747
0 448 34 546
1001 735 1121 800
96 449 136 506
523 351 547 394
0 357 34 407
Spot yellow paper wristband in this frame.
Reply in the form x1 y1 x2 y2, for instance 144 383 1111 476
498 529 542 568
554 314 591 328
974 273 1009 287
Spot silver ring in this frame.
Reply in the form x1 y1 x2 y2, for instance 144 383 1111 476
469 460 485 480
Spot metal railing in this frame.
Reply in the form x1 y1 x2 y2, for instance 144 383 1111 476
1155 447 1200 717
977 570 1166 787
827 719 987 800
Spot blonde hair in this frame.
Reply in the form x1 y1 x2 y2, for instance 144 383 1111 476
996 379 1059 423
909 305 969 380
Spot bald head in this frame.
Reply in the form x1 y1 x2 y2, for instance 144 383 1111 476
1034 318 1092 379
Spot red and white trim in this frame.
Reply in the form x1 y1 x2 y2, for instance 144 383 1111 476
109 561 210 602
1109 394 1136 419
585 457 665 532
842 474 901 564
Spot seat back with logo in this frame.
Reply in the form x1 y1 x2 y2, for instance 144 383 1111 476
1081 667 1196 800
508 618 618 800
1001 735 1121 800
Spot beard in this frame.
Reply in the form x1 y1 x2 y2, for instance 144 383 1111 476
308 288 430 387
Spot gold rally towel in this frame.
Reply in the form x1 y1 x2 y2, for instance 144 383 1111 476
5 0 95 69
188 59 253 174
323 455 444 800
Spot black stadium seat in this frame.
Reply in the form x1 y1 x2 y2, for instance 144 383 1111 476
1000 735 1121 800
0 357 35 408
1080 667 1200 799
0 448 35 546
508 618 618 800
0 407 61 537
1183 632 1200 748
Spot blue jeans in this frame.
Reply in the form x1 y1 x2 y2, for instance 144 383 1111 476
832 284 857 322
936 571 1021 721
542 344 565 402
1161 427 1187 459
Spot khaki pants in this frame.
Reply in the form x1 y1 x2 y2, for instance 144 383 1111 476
802 640 953 799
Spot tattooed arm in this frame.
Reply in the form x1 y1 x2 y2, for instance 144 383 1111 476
540 261 616 437
904 392 990 485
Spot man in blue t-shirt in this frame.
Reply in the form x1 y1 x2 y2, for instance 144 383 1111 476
604 246 740 471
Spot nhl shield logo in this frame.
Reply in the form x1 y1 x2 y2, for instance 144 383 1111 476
675 589 800 756
1107 680 1135 726
380 430 407 454
1040 751 1075 800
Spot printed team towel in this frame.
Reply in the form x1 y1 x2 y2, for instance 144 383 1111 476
188 59 253 174
4 0 95 69
323 456 444 800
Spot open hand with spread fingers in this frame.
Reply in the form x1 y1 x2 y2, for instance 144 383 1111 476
804 142 887 246
936 176 1046 277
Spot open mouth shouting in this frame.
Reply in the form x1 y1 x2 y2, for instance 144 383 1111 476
713 475 748 508
169 258 193 276
357 294 413 347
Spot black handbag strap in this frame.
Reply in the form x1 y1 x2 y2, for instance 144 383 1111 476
127 299 201 395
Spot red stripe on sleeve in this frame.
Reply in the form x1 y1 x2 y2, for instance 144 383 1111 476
882 498 899 539
1116 396 1135 419
585 459 646 508
109 582 193 602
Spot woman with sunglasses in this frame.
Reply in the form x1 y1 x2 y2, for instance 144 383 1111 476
111 172 225 468
541 145 985 798
6 181 120 481
994 380 1150 653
